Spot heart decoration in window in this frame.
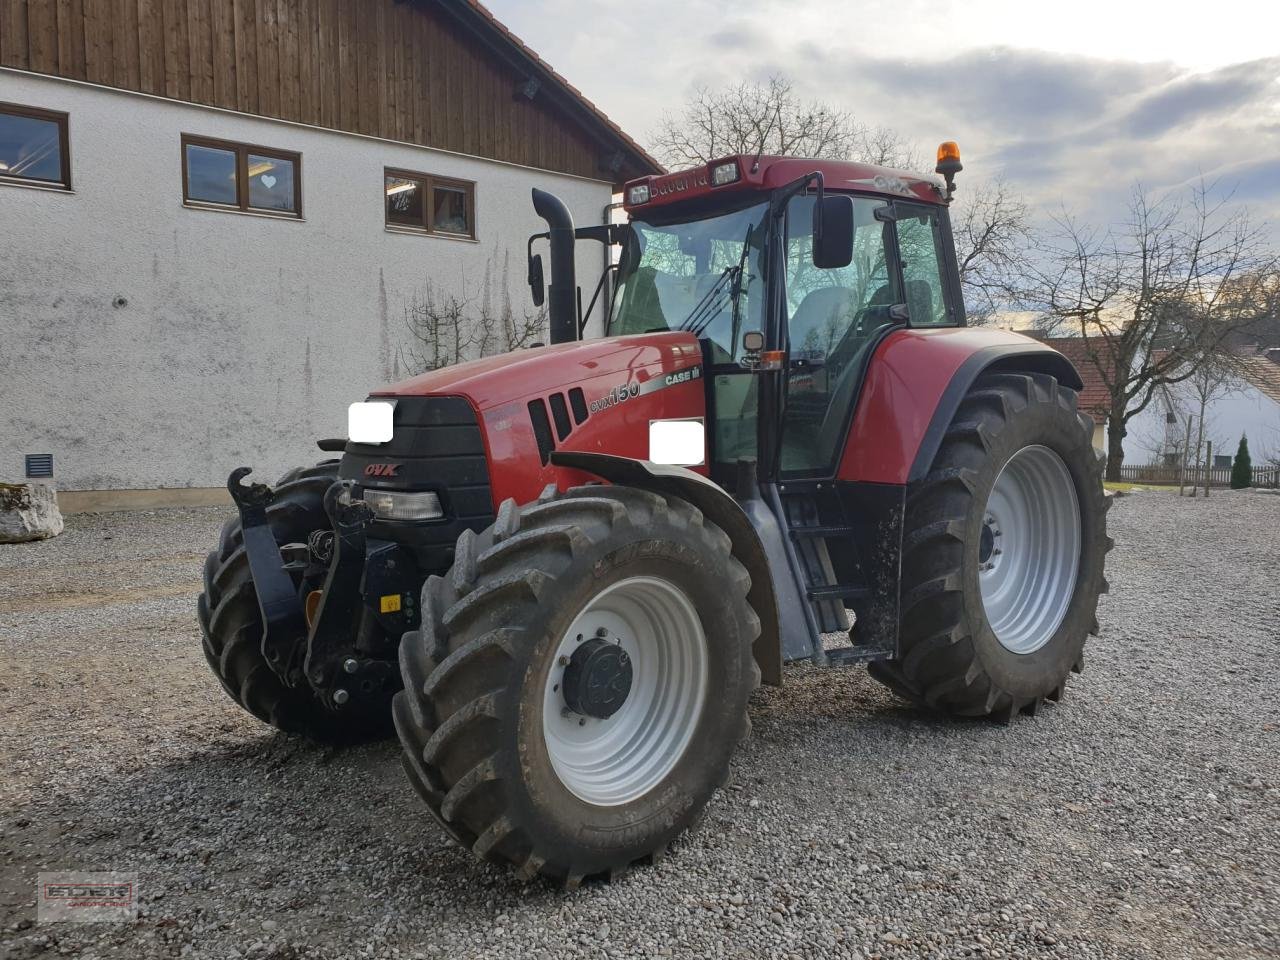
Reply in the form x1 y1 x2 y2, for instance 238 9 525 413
261 174 277 189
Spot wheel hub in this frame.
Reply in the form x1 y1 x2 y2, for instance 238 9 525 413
561 637 633 719
541 576 709 806
978 514 1003 571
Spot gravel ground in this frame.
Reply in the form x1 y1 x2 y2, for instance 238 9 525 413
1 490 1278 960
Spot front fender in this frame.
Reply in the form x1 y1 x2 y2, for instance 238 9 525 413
548 451 782 686
838 328 1083 484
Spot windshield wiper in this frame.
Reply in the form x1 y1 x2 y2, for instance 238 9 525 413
727 224 755 348
680 223 756 338
681 264 740 337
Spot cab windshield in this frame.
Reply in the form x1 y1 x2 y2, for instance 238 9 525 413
608 200 768 365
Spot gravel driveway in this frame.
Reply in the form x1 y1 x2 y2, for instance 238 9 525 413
1 489 1277 960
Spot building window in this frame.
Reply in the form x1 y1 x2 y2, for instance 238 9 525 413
384 169 475 239
0 103 70 189
182 135 301 217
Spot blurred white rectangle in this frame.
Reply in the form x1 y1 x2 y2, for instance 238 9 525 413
649 418 705 466
348 401 395 444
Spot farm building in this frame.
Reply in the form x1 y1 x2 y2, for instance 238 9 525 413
1123 348 1280 469
0 0 658 504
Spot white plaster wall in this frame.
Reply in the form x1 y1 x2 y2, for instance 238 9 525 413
0 70 614 489
1123 377 1280 465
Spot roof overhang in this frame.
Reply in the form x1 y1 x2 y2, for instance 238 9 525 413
420 0 663 185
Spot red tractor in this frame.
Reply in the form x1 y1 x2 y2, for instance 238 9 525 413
199 144 1109 886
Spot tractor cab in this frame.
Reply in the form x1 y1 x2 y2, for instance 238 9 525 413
531 153 964 491
610 155 962 488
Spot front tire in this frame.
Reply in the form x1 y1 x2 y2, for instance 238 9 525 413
394 484 760 886
869 371 1111 721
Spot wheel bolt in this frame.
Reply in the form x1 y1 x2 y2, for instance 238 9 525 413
595 627 609 638
557 655 569 666
578 718 586 726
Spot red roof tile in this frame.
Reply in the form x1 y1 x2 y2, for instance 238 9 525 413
1037 337 1113 422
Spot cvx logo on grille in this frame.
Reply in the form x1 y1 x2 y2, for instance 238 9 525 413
364 463 400 478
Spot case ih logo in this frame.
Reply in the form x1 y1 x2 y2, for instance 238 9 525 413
364 463 400 478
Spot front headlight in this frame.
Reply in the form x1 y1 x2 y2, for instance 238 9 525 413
361 489 444 522
348 400 395 444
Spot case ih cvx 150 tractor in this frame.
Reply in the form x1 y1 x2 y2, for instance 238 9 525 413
199 144 1109 886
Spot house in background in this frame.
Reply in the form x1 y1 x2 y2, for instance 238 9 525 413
0 0 659 503
1017 332 1280 470
1123 348 1280 468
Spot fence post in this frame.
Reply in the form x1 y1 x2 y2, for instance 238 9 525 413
1178 415 1194 497
1203 440 1212 498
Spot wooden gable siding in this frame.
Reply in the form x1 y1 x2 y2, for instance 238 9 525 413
0 0 627 182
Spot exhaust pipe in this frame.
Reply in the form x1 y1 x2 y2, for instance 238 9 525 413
532 188 577 345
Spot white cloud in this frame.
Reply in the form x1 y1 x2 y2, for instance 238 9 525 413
486 0 1280 242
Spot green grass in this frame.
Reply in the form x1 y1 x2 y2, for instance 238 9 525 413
1104 481 1176 493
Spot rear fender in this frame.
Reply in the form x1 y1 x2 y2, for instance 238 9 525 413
838 328 1083 485
548 451 782 686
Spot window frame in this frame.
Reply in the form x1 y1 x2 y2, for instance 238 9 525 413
383 167 476 240
890 201 963 327
0 102 71 191
181 133 302 218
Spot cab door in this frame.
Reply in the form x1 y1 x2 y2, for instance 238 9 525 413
774 194 903 477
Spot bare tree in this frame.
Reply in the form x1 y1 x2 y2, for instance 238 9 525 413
652 74 1040 327
1018 180 1277 480
401 251 546 374
650 74 918 169
1184 350 1248 494
951 178 1032 323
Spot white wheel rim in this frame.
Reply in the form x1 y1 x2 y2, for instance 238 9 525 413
979 444 1081 655
542 576 708 806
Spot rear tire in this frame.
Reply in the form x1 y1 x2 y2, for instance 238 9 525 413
394 484 761 886
869 371 1111 721
197 460 393 742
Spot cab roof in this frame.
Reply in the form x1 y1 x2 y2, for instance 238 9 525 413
622 155 945 215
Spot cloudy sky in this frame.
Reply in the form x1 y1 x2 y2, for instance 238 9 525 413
488 0 1280 239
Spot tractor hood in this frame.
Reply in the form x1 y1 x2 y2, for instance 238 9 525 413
373 332 704 411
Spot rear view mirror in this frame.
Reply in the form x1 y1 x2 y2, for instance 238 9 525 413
528 253 545 307
812 195 855 269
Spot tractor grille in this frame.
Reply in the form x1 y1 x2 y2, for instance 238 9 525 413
339 395 495 574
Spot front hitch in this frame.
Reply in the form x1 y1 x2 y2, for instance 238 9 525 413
303 482 403 709
228 470 415 710
227 467 310 680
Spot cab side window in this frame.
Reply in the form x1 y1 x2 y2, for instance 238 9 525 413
895 208 953 326
778 196 899 474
